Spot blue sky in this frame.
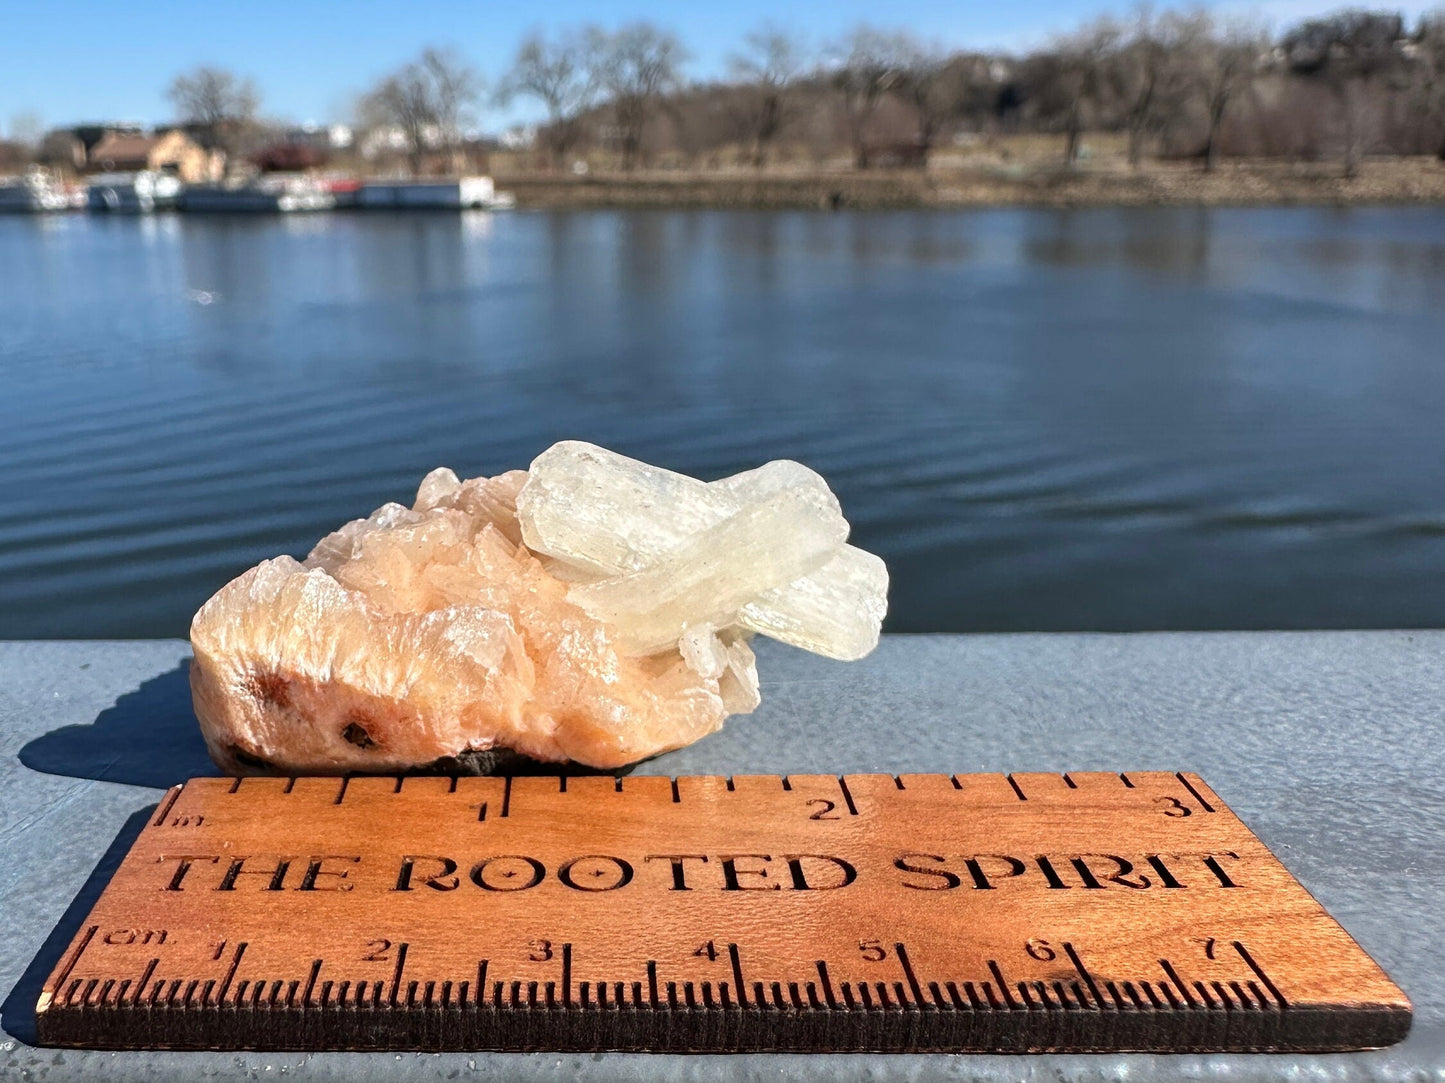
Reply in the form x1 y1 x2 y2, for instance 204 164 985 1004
2 0 1434 135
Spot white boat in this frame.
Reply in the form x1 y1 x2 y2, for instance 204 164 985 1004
86 171 182 213
0 172 76 213
180 174 335 213
356 176 514 210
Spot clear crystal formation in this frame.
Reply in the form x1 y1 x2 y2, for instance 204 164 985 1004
190 441 888 773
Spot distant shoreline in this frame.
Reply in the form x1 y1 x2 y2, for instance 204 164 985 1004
497 159 1445 210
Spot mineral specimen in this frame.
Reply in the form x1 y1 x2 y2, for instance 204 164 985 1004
190 441 888 774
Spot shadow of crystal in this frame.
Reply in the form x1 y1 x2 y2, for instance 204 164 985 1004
18 662 220 789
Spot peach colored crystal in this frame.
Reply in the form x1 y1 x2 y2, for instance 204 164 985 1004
189 442 887 773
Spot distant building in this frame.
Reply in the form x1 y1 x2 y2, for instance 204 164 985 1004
87 130 215 182
251 141 328 173
359 125 411 160
358 123 448 160
37 124 144 173
283 124 353 151
498 124 537 151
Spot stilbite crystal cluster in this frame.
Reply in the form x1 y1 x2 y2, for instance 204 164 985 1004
190 441 887 774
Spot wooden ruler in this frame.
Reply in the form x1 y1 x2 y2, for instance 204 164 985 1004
37 771 1409 1053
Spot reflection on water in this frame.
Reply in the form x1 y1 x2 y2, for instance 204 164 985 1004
3 207 1445 638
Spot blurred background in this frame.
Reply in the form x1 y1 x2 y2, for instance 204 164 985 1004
3 1 1445 638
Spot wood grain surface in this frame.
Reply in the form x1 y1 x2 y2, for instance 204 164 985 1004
35 771 1410 1053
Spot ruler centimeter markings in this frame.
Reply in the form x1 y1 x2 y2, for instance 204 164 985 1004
36 771 1410 1053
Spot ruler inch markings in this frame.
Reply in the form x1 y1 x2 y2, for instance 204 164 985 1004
1176 773 1217 813
150 787 182 828
34 770 1409 1052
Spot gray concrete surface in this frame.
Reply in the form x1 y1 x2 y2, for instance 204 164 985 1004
1 633 1441 1081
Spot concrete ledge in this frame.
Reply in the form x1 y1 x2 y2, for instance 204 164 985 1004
1 633 1440 1080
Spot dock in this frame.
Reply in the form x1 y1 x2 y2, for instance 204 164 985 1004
0 175 514 215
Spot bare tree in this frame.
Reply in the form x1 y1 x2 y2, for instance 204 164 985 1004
1049 18 1123 165
1281 11 1406 176
1113 8 1209 168
1413 12 1445 160
831 27 913 168
894 38 972 166
1198 18 1267 171
728 25 807 167
166 66 260 152
497 31 595 170
363 48 480 174
588 23 688 170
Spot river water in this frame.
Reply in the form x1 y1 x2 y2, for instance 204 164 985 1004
3 206 1445 638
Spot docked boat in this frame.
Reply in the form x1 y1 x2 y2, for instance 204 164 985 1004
356 176 514 210
179 174 335 213
86 171 182 213
0 172 77 213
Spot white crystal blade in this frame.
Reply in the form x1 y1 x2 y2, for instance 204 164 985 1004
739 545 889 660
518 442 836 574
517 441 886 658
566 484 848 654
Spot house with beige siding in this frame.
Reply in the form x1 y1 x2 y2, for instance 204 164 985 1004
87 129 218 182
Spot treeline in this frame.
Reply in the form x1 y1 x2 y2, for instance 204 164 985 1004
10 9 1445 178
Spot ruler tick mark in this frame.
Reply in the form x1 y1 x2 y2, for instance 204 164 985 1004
728 943 748 1007
1195 980 1218 1009
988 961 1021 1009
334 777 349 805
301 958 321 1006
837 777 858 816
1234 942 1289 1009
1159 959 1197 1008
150 788 181 828
895 942 926 1007
816 961 838 1008
388 943 409 1006
669 778 680 803
283 777 296 794
1063 942 1103 1009
132 959 158 1005
1006 775 1028 801
47 924 96 1006
561 943 572 1007
500 777 511 818
216 942 247 1005
1176 773 1216 813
